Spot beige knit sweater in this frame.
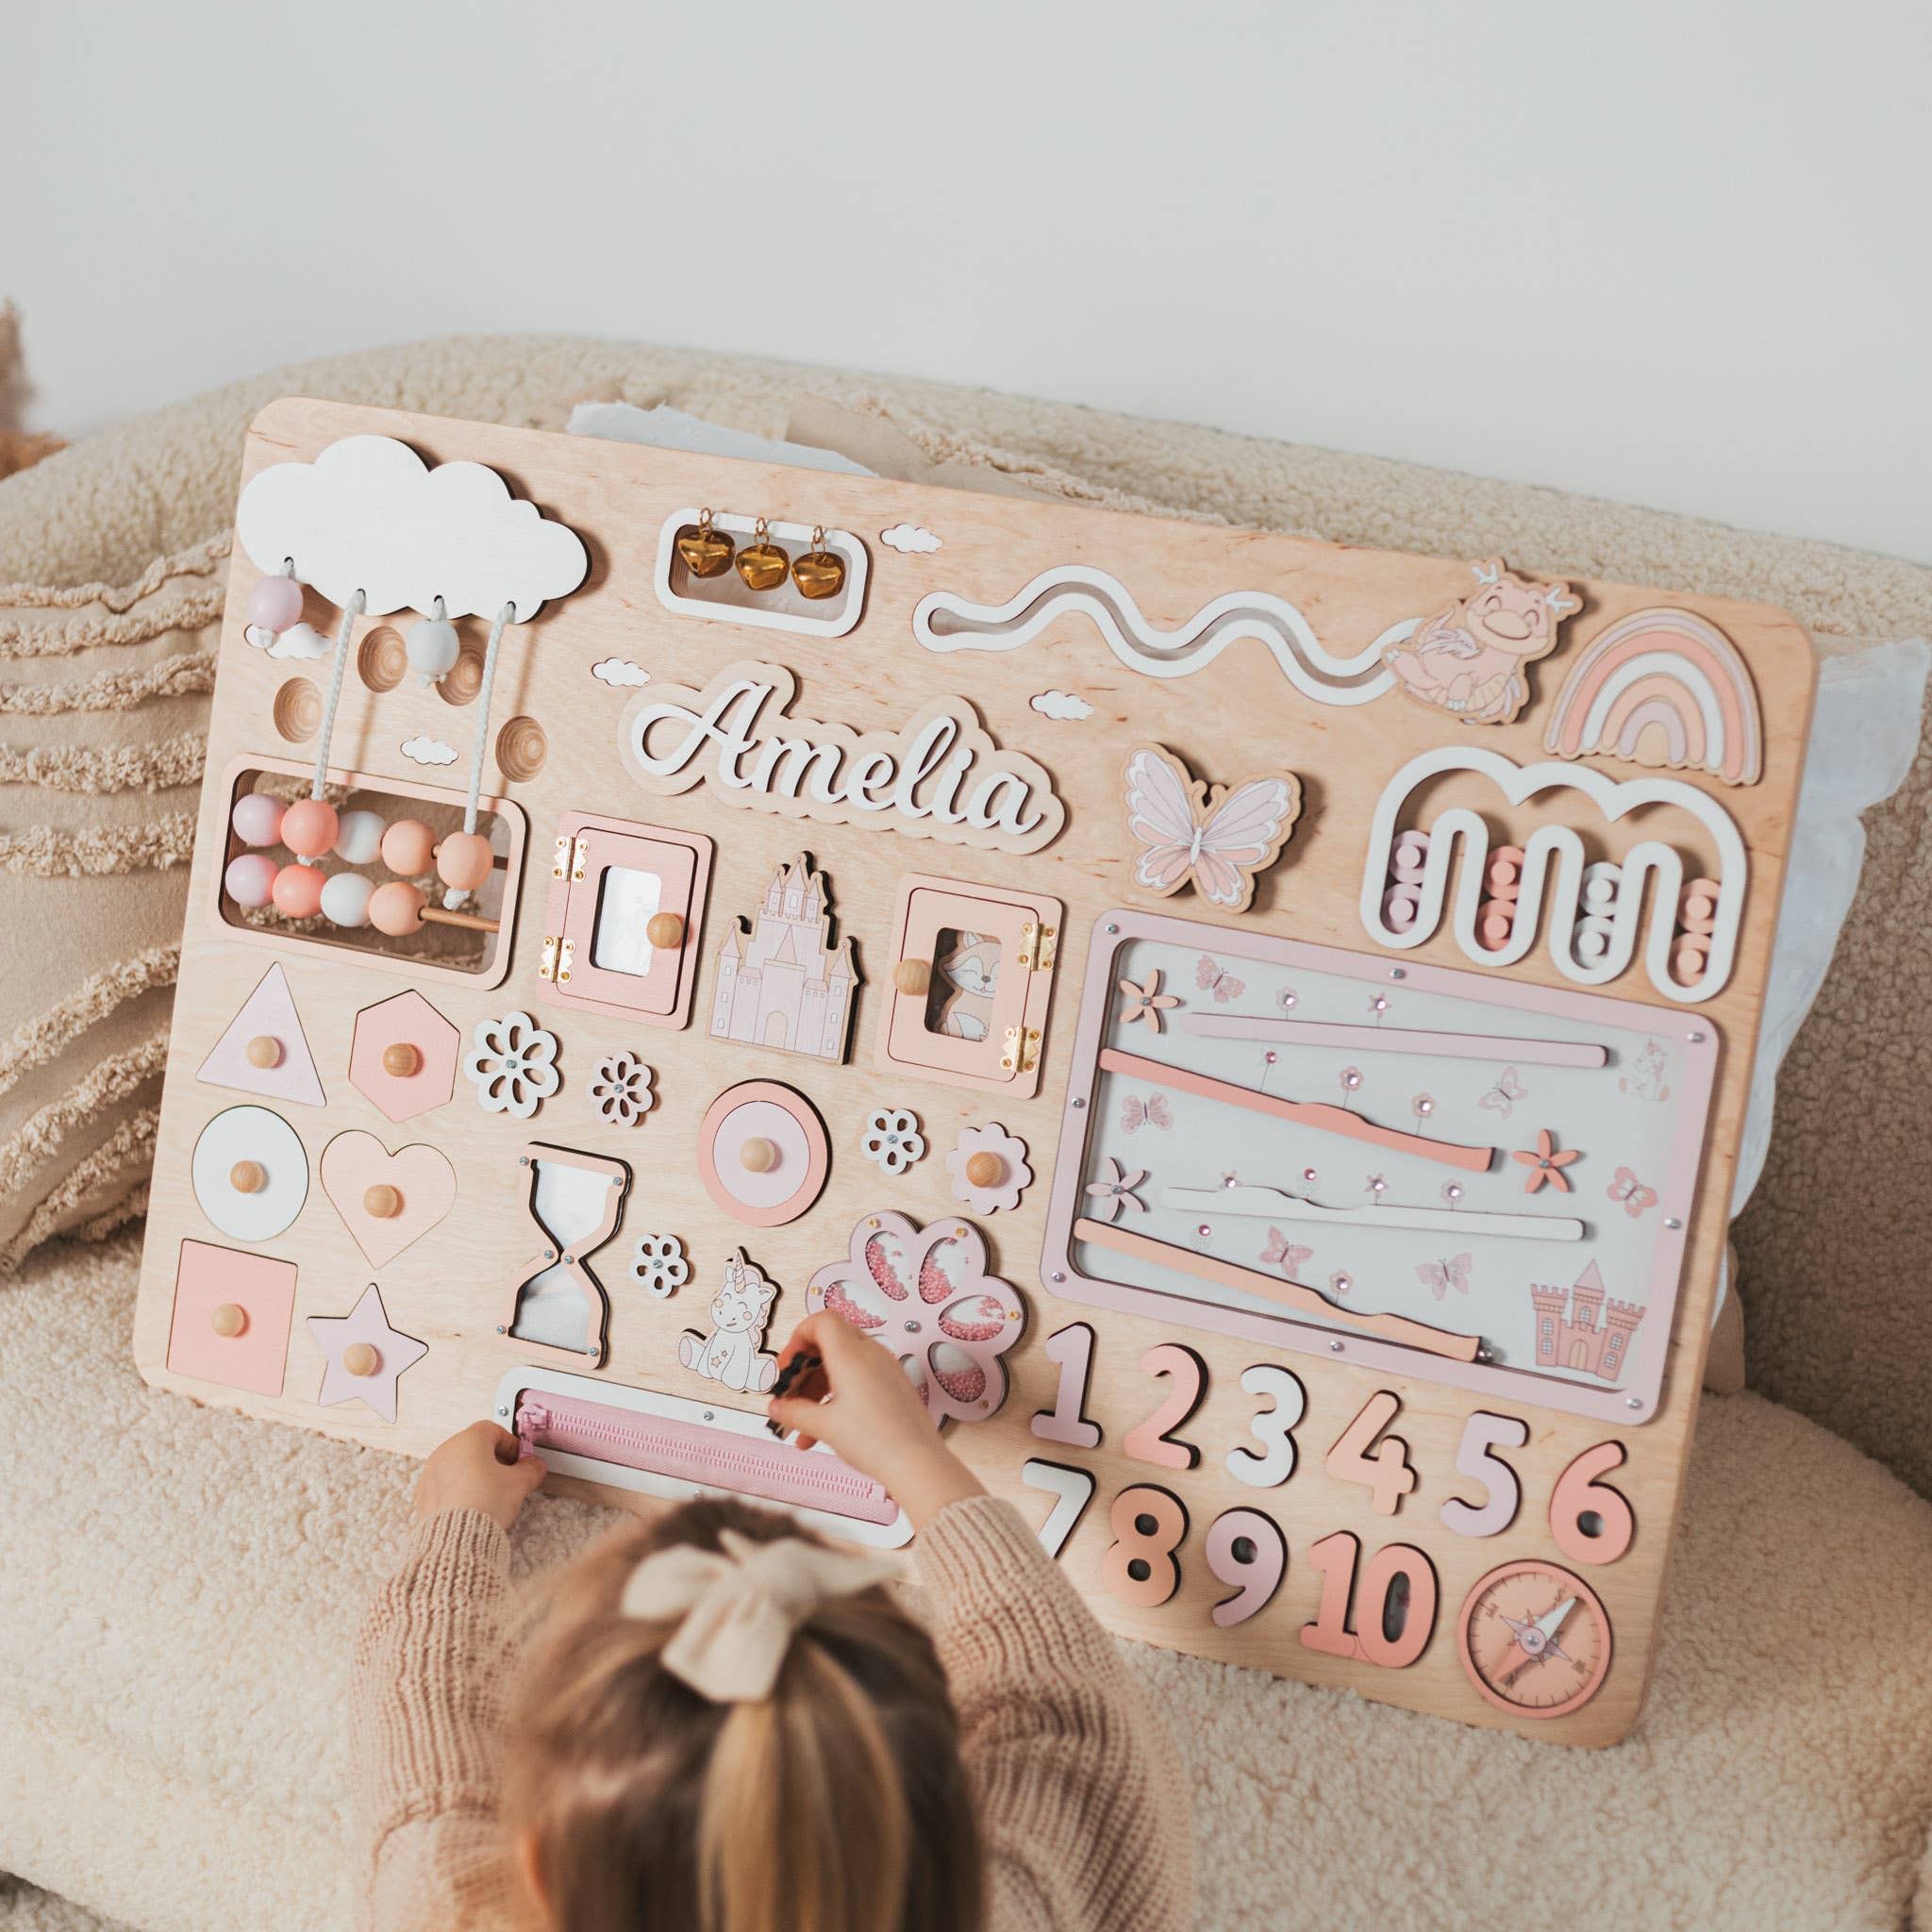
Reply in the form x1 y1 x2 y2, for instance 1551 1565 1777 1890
351 1496 1194 1931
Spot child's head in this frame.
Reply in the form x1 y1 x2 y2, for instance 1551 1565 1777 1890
506 1497 983 1932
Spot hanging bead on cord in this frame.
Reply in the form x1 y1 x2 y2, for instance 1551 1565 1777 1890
438 600 515 908
407 596 460 688
277 582 368 887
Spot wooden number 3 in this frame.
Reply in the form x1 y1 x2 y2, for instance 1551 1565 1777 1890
1324 1391 1417 1515
1123 1343 1207 1471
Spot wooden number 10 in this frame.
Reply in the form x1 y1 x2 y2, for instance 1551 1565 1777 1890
1324 1391 1417 1514
1300 1531 1438 1669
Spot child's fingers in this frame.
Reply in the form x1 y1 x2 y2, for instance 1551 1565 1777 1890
767 1394 825 1448
480 1421 524 1466
510 1450 547 1492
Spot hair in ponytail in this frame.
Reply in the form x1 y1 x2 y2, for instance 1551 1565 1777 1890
505 1499 984 1932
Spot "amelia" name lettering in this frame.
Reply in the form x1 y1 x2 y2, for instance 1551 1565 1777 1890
623 661 1065 856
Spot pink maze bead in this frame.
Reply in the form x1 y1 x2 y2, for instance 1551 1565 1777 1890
229 791 286 847
435 830 493 891
1477 900 1516 947
1680 877 1721 934
1487 845 1524 897
270 863 325 919
368 881 427 937
246 575 304 633
1390 829 1430 885
1673 939 1709 985
1381 886 1419 932
280 798 340 859
224 852 278 908
380 819 436 876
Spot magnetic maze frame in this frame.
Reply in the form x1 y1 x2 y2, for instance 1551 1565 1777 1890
134 398 1816 1745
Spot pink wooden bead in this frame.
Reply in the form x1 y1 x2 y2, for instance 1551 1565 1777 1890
230 792 286 847
368 881 426 937
435 831 493 891
247 575 304 633
271 863 325 919
380 819 436 875
224 852 278 908
1673 941 1707 984
280 798 340 859
1478 900 1515 946
1380 887 1417 931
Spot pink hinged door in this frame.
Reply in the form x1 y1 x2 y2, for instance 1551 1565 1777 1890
877 875 1061 1097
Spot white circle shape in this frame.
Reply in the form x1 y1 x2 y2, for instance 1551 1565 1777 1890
192 1105 308 1241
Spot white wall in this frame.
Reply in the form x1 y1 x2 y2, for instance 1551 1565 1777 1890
8 0 1928 562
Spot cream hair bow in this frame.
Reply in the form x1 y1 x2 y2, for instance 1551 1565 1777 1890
621 1528 904 1703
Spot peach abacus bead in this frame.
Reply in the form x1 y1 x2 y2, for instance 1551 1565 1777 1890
271 863 326 919
381 819 436 875
225 853 278 908
231 792 286 847
435 831 493 891
247 575 304 632
368 881 426 937
281 798 340 859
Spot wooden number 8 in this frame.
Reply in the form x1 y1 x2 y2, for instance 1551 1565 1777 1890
1549 1441 1636 1566
1102 1485 1189 1608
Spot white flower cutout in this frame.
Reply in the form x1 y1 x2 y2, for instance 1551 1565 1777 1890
946 1123 1032 1213
462 1010 560 1118
1083 1156 1147 1223
862 1108 925 1174
590 1051 656 1127
630 1234 690 1299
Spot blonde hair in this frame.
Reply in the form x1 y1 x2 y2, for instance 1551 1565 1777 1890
506 1498 984 1932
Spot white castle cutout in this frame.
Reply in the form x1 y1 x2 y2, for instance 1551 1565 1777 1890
710 855 858 1063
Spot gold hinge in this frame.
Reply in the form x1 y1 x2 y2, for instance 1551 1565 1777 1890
556 938 576 984
538 935 558 982
999 1025 1041 1074
552 835 573 880
1015 922 1058 972
571 834 591 882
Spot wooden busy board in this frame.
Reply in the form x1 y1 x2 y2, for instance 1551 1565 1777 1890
134 397 1815 1743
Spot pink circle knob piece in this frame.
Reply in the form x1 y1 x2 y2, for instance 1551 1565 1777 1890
246 575 304 633
280 798 340 859
368 881 427 937
230 791 286 847
436 831 493 892
380 819 436 876
224 852 278 908
271 863 325 919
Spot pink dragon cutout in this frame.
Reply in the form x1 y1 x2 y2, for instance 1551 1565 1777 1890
1382 558 1579 726
807 1210 1026 1423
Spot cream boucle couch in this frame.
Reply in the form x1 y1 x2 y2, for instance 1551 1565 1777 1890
3 338 1929 1932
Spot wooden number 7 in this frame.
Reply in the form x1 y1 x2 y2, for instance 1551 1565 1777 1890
1324 1391 1416 1515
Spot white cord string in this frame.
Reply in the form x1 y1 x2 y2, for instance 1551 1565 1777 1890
307 587 367 820
464 603 515 834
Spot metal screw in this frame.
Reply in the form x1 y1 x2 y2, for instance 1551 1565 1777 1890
495 1324 507 1334
496 1405 508 1417
703 1410 715 1423
1688 1030 1706 1042
1626 1397 1643 1410
1329 1340 1344 1354
1052 1271 1066 1283
1390 968 1406 980
1073 1097 1086 1109
1106 923 1119 935
1664 1216 1682 1229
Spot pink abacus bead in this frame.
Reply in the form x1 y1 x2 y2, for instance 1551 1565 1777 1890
380 819 436 876
435 830 493 892
224 852 278 908
368 881 427 937
271 862 325 919
280 798 340 859
247 575 304 633
230 791 286 847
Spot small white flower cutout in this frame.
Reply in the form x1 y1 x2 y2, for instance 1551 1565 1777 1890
590 1051 656 1127
463 1010 560 1118
862 1108 925 1174
1083 1157 1146 1223
947 1122 1032 1214
630 1234 690 1299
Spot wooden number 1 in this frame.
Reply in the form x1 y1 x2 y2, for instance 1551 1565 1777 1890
1031 1323 1102 1449
1123 1343 1207 1471
1324 1391 1417 1515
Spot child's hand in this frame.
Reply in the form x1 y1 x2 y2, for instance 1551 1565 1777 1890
768 1311 984 1528
414 1421 546 1533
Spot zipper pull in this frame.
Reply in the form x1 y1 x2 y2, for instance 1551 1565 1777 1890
515 1403 550 1457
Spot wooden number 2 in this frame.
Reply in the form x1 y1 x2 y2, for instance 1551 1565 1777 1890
1123 1343 1206 1471
1324 1391 1417 1514
1300 1530 1438 1669
1031 1322 1102 1449
1225 1363 1306 1490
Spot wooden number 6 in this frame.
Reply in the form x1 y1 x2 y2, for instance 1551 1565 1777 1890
1225 1363 1305 1490
1324 1391 1417 1515
1102 1485 1189 1608
1123 1343 1206 1471
1549 1441 1636 1566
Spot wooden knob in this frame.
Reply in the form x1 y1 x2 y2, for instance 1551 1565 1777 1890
363 1184 402 1219
209 1302 247 1338
229 1159 267 1194
342 1341 381 1378
646 911 686 949
893 958 932 997
383 1042 422 1078
965 1151 1006 1189
245 1034 283 1069
740 1137 779 1174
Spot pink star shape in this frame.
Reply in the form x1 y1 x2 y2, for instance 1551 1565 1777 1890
308 1282 428 1423
1512 1127 1580 1195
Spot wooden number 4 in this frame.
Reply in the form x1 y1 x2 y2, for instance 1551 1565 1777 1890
1324 1391 1416 1515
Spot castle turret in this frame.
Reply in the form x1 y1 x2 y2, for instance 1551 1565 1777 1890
1529 1282 1567 1367
1570 1260 1606 1329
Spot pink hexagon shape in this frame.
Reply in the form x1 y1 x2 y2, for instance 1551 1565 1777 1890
350 990 459 1123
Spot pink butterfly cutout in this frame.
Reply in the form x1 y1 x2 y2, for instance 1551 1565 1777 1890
1479 1067 1527 1118
1196 954 1246 1003
1607 1167 1658 1217
1123 745 1300 911
1260 1229 1312 1279
1120 1093 1174 1134
1416 1252 1474 1301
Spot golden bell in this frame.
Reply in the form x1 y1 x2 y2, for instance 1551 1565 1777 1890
675 509 734 579
791 528 845 601
736 518 789 591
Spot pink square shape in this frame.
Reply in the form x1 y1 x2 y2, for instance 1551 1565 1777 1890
167 1240 297 1396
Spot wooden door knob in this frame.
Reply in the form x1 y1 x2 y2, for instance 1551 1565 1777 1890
740 1137 779 1174
229 1159 267 1194
892 958 932 997
646 911 686 949
363 1184 402 1219
383 1042 422 1078
209 1302 248 1338
245 1034 283 1069
342 1341 381 1378
965 1151 1006 1189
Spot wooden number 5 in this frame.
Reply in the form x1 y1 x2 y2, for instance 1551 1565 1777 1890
1123 1343 1207 1472
1440 1411 1527 1538
1324 1391 1417 1515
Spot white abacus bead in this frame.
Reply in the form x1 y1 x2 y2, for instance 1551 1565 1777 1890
1580 861 1623 913
407 617 461 685
320 872 375 927
333 809 386 866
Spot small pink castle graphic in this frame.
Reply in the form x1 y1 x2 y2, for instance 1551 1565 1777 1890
710 855 858 1063
1529 1262 1643 1383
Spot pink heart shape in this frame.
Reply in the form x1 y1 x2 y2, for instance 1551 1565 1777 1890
319 1131 458 1268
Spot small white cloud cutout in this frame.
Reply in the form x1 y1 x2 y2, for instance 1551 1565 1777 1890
244 621 331 660
1030 690 1094 722
880 523 941 554
236 434 589 623
591 658 650 688
400 735 459 767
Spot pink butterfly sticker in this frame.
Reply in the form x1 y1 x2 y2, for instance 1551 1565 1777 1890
1120 1093 1174 1134
1416 1252 1474 1301
1196 954 1246 1003
1123 744 1301 912
1260 1228 1312 1279
1607 1167 1658 1217
1479 1066 1527 1119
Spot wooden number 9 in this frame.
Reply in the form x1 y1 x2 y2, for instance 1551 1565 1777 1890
1102 1485 1189 1608
1205 1507 1287 1627
1549 1441 1636 1566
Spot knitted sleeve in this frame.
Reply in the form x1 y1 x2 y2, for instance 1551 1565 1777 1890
918 1494 1195 1932
349 1507 520 1932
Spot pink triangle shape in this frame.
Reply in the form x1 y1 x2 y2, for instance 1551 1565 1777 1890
197 964 325 1107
